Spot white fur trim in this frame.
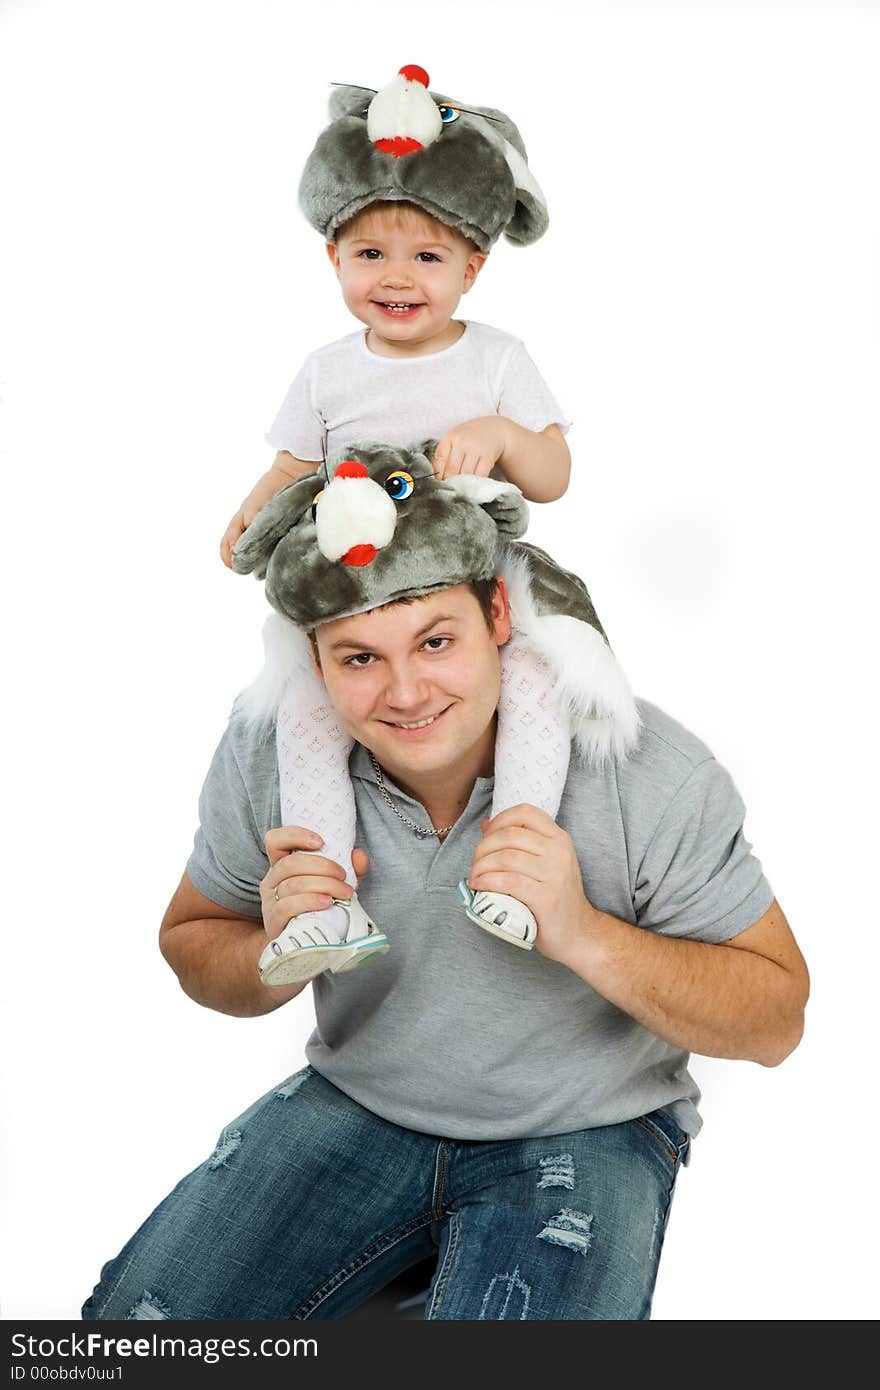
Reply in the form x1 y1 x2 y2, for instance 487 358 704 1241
441 474 524 506
532 615 641 764
316 475 397 562
498 548 640 765
367 74 443 149
235 613 315 727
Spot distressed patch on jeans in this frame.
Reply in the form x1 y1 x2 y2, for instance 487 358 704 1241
648 1207 662 1261
537 1153 575 1190
208 1128 242 1169
536 1208 594 1256
127 1290 170 1320
274 1070 310 1101
479 1264 531 1320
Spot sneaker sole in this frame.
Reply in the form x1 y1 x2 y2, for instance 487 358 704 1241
331 938 391 974
259 942 357 986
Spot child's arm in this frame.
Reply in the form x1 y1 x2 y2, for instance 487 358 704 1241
432 419 570 503
220 451 321 568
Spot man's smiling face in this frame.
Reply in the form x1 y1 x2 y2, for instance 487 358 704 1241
313 580 511 787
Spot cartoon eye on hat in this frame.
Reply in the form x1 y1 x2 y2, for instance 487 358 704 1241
384 471 414 501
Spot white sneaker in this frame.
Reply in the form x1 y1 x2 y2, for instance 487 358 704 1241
456 880 537 950
331 896 392 974
259 894 390 986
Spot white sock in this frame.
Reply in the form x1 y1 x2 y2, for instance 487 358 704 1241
494 635 571 822
277 670 356 941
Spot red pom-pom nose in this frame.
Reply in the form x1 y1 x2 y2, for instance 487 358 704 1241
398 64 429 87
334 460 369 479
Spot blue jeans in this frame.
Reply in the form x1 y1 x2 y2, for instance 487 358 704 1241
82 1066 690 1321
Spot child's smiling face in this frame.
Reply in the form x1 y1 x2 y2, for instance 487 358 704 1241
326 203 487 356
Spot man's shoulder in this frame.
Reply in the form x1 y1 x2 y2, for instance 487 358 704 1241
628 698 716 778
563 698 737 861
566 698 717 806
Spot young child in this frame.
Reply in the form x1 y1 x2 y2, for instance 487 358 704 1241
223 67 626 985
219 199 570 560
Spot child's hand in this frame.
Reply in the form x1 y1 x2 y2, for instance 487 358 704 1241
220 457 311 569
220 509 248 569
433 418 509 481
220 492 273 568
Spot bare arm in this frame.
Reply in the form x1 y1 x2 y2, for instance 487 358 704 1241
264 450 321 490
559 899 809 1067
159 874 306 1017
432 420 571 502
497 421 571 502
220 452 322 568
469 805 810 1067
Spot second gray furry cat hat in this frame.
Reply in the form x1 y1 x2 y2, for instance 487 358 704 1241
234 440 640 765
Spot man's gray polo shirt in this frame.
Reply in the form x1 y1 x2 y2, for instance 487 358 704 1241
187 698 773 1150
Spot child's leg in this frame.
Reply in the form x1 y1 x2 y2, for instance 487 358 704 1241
458 635 571 949
492 635 571 820
276 669 355 939
276 669 357 940
256 672 386 985
262 673 389 985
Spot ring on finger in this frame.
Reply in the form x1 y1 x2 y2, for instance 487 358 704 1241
273 884 280 903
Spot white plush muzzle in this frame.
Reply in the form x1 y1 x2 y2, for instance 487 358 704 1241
367 73 443 151
315 475 397 563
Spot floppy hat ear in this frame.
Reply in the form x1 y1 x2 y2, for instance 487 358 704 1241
440 473 529 539
464 103 549 246
232 471 324 579
409 438 439 469
505 173 549 247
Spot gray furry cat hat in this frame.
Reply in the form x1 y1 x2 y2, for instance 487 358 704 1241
234 441 640 764
299 63 549 250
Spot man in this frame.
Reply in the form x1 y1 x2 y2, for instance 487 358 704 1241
82 568 808 1322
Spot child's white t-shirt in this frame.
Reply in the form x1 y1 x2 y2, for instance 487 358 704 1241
265 319 570 463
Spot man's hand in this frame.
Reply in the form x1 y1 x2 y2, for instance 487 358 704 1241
261 826 370 941
468 804 595 965
433 417 509 481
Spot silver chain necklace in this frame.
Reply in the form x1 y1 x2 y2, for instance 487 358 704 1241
368 750 455 839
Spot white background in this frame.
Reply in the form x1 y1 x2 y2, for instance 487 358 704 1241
1 0 877 1322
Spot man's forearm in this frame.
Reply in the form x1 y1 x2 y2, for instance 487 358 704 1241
499 420 571 501
560 905 805 1066
160 916 307 1018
